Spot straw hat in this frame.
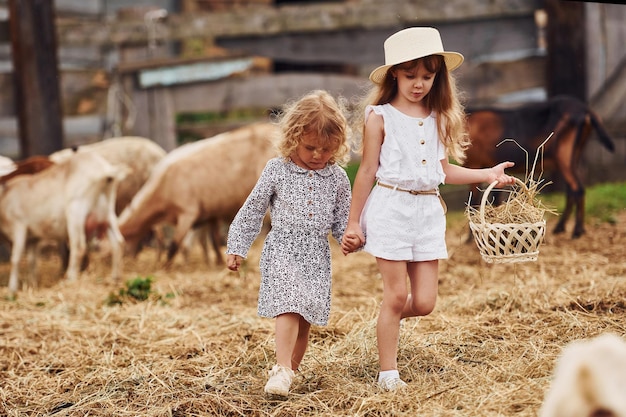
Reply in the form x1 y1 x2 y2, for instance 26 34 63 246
369 27 464 84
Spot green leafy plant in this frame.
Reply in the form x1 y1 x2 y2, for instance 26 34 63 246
106 276 159 306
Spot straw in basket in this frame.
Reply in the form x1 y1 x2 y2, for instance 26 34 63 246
467 133 556 264
468 177 546 264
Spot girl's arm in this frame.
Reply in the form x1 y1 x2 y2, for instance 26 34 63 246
341 112 384 255
331 167 353 244
226 160 275 269
441 158 516 187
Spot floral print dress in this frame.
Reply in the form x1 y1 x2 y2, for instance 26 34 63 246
227 157 351 326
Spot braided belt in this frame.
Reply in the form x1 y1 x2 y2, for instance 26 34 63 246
377 182 439 195
376 181 447 214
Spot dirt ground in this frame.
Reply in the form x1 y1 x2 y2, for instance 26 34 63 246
0 210 624 416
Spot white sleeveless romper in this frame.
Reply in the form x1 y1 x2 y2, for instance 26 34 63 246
361 104 448 261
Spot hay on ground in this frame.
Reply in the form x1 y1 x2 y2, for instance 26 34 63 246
0 210 625 416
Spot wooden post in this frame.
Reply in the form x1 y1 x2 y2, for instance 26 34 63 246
9 0 64 158
116 6 177 151
545 0 587 100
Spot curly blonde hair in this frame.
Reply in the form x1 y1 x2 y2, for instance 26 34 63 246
357 55 470 163
275 90 352 166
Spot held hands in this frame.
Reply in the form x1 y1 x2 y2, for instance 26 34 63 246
226 254 242 271
489 161 516 187
341 226 365 256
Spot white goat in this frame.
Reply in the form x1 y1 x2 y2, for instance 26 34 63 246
539 333 626 417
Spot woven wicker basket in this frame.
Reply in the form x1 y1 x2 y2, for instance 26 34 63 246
469 178 546 264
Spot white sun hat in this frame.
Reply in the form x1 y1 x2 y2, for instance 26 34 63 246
369 27 464 84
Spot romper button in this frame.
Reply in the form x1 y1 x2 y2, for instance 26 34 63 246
308 213 313 218
422 159 427 165
420 139 425 145
308 200 312 205
418 121 423 126
308 173 313 177
308 186 313 191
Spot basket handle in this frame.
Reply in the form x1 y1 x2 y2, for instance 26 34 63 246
479 177 527 224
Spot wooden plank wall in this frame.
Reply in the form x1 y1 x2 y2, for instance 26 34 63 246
0 0 623 175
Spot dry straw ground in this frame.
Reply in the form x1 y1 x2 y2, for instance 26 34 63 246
1 211 625 416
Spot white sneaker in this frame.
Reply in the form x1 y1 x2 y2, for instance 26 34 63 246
378 376 408 391
264 364 295 398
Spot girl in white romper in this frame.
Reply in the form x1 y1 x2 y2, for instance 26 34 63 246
226 90 357 398
341 27 516 390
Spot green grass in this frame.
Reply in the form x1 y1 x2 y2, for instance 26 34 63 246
343 163 359 187
176 108 270 125
540 181 626 225
175 108 273 144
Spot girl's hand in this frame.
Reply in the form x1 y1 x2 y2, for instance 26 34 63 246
489 161 516 187
341 234 362 255
341 228 365 255
227 254 242 271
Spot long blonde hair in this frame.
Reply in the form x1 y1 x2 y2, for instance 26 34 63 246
359 55 470 163
275 90 352 166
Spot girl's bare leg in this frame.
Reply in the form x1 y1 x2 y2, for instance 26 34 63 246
291 315 311 371
401 260 439 319
376 259 439 371
275 313 301 368
376 258 409 371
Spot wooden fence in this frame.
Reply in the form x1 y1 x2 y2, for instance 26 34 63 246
0 0 623 182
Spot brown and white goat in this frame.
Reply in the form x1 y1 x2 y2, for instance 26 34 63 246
119 122 279 266
50 136 167 214
0 152 127 295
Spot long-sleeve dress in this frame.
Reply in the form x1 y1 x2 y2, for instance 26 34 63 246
227 157 352 326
